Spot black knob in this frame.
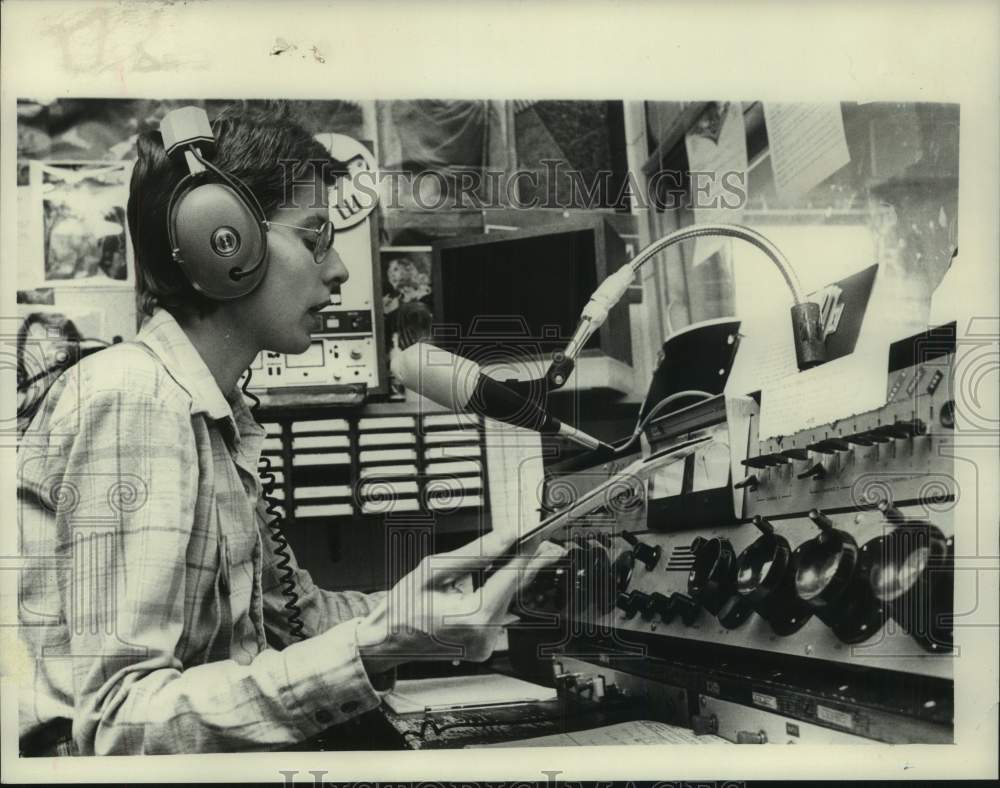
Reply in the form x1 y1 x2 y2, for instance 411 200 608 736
687 537 739 615
628 591 650 616
797 461 826 480
615 590 648 619
621 531 661 571
716 594 754 629
668 592 700 625
635 543 661 571
808 438 850 452
641 591 673 622
864 519 953 652
734 474 759 490
872 424 911 439
877 500 906 524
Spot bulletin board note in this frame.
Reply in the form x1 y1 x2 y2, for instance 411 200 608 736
762 103 850 201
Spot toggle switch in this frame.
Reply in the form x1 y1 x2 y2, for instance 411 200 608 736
797 461 826 480
871 424 913 440
860 430 893 444
734 474 759 491
808 438 850 452
907 419 928 436
621 531 661 571
808 508 835 530
752 515 775 535
877 500 906 524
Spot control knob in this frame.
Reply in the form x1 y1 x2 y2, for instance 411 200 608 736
861 501 954 652
641 591 674 622
688 536 753 629
792 509 884 643
621 530 661 571
615 590 650 619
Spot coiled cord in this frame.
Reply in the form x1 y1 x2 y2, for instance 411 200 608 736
241 368 307 642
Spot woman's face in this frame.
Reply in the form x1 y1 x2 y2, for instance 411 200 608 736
238 179 349 354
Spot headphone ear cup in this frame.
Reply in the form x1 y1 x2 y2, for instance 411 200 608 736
170 181 268 299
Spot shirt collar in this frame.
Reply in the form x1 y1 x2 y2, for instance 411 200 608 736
136 310 265 456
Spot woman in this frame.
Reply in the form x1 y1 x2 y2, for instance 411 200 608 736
16 102 559 756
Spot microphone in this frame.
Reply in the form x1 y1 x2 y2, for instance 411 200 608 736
393 343 608 451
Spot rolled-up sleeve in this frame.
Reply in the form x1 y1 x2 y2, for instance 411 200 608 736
27 388 384 754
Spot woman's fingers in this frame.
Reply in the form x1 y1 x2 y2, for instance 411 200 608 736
414 530 519 585
478 540 567 617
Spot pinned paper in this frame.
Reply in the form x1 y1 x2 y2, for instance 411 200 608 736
762 103 850 201
28 161 132 287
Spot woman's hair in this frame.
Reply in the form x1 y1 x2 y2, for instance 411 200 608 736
128 101 339 320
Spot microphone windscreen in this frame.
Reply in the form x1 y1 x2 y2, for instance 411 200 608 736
393 342 480 410
471 374 558 433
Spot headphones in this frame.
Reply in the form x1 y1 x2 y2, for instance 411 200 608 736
160 106 270 299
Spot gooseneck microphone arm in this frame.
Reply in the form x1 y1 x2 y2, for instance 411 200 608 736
545 223 825 389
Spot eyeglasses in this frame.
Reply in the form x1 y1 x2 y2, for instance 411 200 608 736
266 220 335 264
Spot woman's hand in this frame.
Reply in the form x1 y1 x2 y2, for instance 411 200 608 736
355 532 565 675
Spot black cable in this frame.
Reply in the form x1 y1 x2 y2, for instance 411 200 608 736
16 344 111 436
609 389 716 457
17 340 111 392
241 368 307 643
545 389 717 478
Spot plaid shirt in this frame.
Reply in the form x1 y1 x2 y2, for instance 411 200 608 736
17 308 389 755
